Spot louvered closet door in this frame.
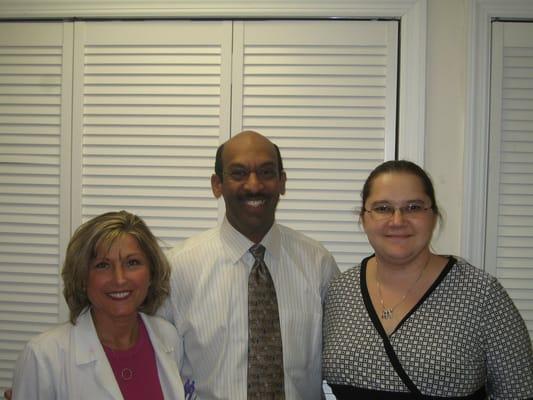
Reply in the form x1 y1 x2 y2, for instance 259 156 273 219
232 20 398 271
0 22 73 389
72 21 232 246
488 22 533 340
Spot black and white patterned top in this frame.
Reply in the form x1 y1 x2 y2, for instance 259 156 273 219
322 256 533 399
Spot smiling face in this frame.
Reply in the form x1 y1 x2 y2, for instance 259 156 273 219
87 233 151 327
362 172 437 266
211 132 286 243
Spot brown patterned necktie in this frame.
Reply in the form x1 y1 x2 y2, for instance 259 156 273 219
247 244 285 399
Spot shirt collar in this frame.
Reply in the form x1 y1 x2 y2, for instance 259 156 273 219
74 308 104 364
220 216 281 264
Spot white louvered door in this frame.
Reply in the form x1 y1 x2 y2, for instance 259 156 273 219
72 20 233 245
232 20 398 271
487 21 533 340
0 19 399 389
0 22 73 388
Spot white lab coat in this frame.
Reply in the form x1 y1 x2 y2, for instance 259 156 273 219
12 309 185 400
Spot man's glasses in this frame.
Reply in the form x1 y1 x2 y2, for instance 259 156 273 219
224 166 278 182
364 202 432 221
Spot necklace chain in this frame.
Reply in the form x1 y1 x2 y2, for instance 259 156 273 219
376 256 431 320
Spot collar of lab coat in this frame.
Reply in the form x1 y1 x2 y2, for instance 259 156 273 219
73 308 181 399
73 309 123 398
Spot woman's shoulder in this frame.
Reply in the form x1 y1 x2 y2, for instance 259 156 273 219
447 256 498 285
443 256 514 306
332 263 360 282
327 257 368 293
20 322 73 359
28 322 71 345
140 313 179 342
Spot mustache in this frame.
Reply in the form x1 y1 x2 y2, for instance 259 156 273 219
241 194 269 201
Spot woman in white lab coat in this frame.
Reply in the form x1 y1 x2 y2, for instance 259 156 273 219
11 210 185 400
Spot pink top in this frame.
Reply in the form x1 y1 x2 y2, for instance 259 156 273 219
103 316 164 400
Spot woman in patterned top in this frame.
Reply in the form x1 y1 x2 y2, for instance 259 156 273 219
322 160 533 399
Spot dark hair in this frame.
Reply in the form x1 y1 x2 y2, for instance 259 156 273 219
214 142 284 181
360 160 441 218
62 210 171 324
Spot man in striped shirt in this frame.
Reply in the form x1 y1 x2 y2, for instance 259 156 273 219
160 130 339 399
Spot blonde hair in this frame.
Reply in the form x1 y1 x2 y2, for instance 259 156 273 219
62 210 170 324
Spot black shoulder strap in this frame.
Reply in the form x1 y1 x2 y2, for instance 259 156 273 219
382 336 424 398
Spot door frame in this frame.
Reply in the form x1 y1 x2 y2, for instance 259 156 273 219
462 0 533 267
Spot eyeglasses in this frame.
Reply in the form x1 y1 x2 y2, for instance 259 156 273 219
224 166 279 182
364 202 433 221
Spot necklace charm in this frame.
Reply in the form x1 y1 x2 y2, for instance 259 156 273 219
381 308 393 320
376 255 432 321
121 367 133 381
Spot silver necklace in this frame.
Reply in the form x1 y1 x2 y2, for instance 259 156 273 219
376 256 431 320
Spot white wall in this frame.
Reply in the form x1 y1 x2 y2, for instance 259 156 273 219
425 0 468 255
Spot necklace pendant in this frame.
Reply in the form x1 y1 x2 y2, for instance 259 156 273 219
121 367 133 381
381 308 393 320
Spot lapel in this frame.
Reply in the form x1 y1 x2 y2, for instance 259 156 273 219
141 313 182 399
73 309 123 399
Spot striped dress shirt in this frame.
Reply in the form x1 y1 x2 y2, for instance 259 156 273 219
160 217 339 400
